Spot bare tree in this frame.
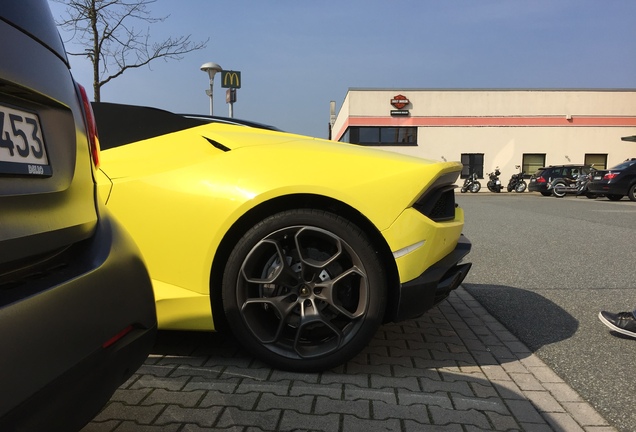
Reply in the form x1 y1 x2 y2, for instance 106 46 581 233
54 0 208 101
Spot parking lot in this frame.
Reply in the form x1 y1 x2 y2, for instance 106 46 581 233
81 192 633 432
460 192 635 432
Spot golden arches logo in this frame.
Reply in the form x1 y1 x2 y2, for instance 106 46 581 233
221 71 241 88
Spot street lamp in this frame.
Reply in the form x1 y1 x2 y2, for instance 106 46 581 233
200 62 223 116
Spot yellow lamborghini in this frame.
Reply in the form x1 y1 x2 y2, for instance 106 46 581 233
93 102 472 372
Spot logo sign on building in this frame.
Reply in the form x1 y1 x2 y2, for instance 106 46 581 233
390 94 410 116
221 70 241 88
390 94 409 109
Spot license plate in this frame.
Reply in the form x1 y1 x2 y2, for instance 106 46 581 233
593 175 602 180
0 104 51 176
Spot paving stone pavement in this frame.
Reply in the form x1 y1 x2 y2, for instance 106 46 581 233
81 287 617 432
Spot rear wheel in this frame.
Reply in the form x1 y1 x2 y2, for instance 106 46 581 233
470 182 481 193
552 182 567 198
222 209 386 372
515 181 527 193
628 184 636 202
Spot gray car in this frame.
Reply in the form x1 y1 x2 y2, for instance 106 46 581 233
0 1 157 430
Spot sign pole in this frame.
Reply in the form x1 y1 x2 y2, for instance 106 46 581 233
226 88 236 118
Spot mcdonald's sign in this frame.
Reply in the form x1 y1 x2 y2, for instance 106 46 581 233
221 70 241 89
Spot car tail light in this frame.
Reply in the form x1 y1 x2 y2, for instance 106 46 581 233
77 84 101 168
603 172 619 180
102 325 133 348
536 177 546 183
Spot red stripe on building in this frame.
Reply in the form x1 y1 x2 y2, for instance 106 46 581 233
334 116 636 141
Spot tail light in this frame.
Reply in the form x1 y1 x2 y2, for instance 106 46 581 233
102 325 133 348
603 172 619 180
77 84 101 168
536 177 546 183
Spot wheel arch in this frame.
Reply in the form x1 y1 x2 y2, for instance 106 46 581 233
208 193 399 332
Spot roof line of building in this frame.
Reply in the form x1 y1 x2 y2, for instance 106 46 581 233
347 87 636 92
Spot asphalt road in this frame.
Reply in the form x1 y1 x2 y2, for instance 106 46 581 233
457 192 636 432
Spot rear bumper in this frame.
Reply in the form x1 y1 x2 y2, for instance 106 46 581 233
588 182 626 195
388 234 472 322
528 181 548 192
0 210 157 431
0 324 156 432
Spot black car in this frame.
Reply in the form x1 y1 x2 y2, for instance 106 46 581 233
0 1 157 431
588 158 636 201
528 164 590 196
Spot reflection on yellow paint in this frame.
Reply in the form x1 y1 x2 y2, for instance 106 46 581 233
200 180 257 200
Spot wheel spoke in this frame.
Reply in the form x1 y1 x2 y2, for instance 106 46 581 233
315 266 368 319
241 294 298 344
293 298 343 357
295 226 342 268
241 239 300 287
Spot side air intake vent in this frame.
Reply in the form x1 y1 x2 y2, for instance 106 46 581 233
413 184 457 222
204 137 231 152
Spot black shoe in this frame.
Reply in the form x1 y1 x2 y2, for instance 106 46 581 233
598 311 636 338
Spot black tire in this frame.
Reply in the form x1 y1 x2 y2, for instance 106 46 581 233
628 183 636 202
540 191 552 196
606 194 623 201
460 186 468 193
470 182 481 193
552 182 566 198
507 185 513 192
222 209 386 372
516 181 527 193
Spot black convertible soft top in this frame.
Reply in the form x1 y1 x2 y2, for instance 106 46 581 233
92 102 209 150
92 102 282 150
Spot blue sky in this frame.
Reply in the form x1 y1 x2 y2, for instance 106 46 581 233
49 1 636 139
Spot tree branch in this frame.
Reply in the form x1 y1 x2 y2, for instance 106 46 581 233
53 0 207 101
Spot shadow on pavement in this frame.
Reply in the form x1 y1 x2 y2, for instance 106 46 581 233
463 283 578 352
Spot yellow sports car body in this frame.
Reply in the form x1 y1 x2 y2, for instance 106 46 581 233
93 102 472 371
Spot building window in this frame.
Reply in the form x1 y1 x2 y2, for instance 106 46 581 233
340 126 417 146
584 154 607 170
522 154 546 177
460 153 484 178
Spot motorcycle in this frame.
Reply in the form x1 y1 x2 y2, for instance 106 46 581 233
550 165 598 198
575 167 598 198
486 168 503 193
460 172 481 193
506 165 527 193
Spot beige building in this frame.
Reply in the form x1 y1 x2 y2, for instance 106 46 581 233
331 88 636 183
